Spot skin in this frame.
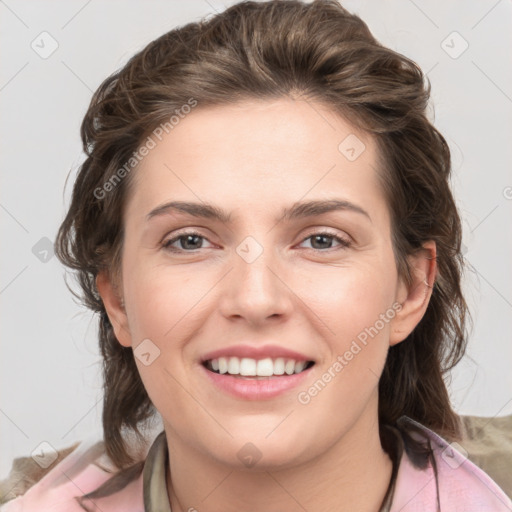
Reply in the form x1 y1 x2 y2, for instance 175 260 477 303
97 96 436 512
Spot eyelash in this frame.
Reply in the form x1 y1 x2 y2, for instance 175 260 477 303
161 230 352 253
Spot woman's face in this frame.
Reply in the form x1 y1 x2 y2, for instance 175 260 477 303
99 97 433 469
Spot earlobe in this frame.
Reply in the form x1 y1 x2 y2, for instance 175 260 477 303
389 241 437 346
96 271 132 348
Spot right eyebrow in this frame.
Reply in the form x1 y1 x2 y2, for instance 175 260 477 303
146 198 371 224
279 199 372 223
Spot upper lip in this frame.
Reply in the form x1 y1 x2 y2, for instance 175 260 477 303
200 344 315 363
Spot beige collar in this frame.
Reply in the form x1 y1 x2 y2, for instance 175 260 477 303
142 428 401 512
143 430 172 512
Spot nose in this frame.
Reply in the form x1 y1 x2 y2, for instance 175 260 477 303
217 241 293 327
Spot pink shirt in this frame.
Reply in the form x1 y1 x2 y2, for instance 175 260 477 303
2 417 511 511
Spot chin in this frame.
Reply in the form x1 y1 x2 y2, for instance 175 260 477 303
217 432 316 471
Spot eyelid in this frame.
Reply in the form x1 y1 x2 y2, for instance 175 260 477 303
300 227 350 241
161 229 213 249
161 227 352 254
160 225 212 243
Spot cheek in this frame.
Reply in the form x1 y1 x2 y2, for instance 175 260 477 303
301 260 397 339
290 265 398 449
296 272 396 412
298 256 398 403
123 254 207 340
122 264 202 411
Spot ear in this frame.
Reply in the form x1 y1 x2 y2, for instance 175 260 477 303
96 270 133 348
389 241 437 346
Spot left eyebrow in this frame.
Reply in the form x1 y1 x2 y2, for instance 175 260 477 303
146 201 233 223
146 199 372 224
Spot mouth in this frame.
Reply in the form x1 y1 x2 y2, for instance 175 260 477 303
202 357 316 379
200 357 316 400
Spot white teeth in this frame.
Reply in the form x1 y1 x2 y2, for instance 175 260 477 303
240 358 257 376
256 358 274 377
294 361 306 373
218 357 228 374
207 356 311 376
273 357 285 375
228 357 240 374
285 359 295 375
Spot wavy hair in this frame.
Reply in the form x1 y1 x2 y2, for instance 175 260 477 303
55 0 469 474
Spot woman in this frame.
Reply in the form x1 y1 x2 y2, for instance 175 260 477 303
2 1 510 510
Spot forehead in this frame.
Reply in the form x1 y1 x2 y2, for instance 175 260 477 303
125 97 388 226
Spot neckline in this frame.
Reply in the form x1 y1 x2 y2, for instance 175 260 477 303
143 430 172 512
377 424 405 512
143 427 404 512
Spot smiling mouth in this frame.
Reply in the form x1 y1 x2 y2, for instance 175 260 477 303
202 357 315 378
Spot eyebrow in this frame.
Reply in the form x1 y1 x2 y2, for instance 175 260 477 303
146 199 371 224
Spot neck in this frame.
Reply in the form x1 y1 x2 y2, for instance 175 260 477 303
164 406 393 512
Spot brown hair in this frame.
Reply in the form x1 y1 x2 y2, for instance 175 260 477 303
55 0 469 473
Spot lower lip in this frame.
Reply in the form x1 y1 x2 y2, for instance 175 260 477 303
200 364 314 400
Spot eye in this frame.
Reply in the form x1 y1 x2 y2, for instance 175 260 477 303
299 231 351 251
161 229 352 254
162 231 213 252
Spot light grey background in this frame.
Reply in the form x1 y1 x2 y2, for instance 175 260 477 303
1 0 511 480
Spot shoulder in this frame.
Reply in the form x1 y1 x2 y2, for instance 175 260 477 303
0 441 81 504
459 413 512 499
391 416 512 512
0 434 147 512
